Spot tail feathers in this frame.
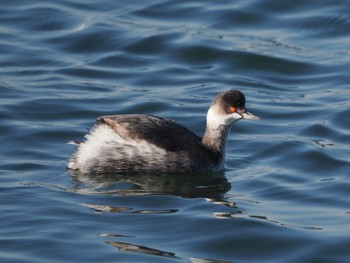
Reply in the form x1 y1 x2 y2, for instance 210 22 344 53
67 159 78 170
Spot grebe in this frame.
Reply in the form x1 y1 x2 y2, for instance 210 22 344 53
68 90 259 174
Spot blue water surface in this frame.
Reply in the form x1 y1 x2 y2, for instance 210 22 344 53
1 1 350 262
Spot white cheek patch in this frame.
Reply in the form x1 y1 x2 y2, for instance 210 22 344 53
231 112 243 120
206 107 242 129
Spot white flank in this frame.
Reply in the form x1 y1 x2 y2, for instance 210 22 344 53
74 125 122 165
69 124 168 170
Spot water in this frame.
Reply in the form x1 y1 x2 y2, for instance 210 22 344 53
1 0 350 262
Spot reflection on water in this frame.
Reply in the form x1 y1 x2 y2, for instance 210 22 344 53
70 170 231 198
190 257 233 263
106 240 178 259
212 212 323 231
81 202 178 214
107 238 236 263
70 169 324 232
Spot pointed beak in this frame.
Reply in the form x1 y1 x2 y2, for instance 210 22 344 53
241 111 260 120
237 108 260 120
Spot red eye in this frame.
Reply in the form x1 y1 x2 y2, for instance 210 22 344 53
229 106 236 113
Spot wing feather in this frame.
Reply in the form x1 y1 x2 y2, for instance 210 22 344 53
97 115 202 152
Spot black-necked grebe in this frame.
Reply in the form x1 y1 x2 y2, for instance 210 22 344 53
68 90 259 174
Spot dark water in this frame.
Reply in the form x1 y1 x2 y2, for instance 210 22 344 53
1 0 350 262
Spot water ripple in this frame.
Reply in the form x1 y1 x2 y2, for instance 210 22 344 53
1 0 350 262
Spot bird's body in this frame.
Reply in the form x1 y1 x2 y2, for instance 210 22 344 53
68 90 259 175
